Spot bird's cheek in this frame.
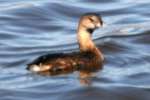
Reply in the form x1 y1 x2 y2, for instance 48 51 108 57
89 23 95 29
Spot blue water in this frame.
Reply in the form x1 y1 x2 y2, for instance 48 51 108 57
0 0 150 100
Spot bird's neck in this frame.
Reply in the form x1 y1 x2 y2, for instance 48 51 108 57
77 27 104 61
77 28 95 51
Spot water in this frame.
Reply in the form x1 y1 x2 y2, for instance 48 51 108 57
0 0 150 100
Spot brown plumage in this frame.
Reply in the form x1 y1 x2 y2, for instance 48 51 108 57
27 13 104 78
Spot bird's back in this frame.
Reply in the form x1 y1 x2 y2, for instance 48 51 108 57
27 51 103 74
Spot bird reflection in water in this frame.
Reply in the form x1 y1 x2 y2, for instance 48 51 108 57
34 66 100 86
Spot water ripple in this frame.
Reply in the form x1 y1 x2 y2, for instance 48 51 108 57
0 0 150 100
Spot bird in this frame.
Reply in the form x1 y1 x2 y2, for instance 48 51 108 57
27 13 104 78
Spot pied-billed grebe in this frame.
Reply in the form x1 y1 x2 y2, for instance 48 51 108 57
27 13 104 78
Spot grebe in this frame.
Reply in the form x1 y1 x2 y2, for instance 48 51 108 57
27 13 104 78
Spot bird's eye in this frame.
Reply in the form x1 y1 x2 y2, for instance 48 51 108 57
89 17 94 22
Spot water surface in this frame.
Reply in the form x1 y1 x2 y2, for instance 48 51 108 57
0 0 150 100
